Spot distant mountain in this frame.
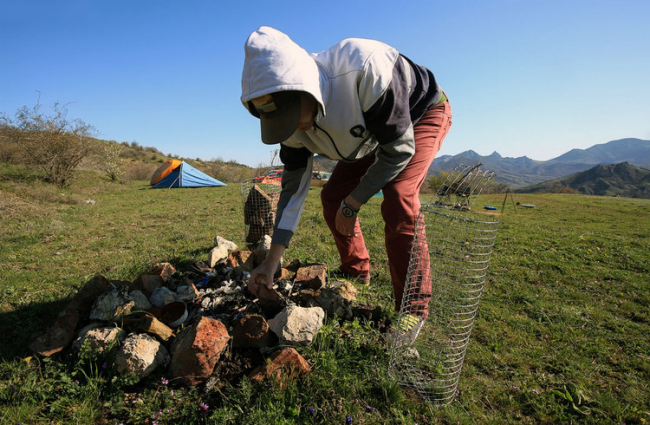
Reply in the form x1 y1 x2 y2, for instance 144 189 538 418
429 138 650 187
514 162 650 198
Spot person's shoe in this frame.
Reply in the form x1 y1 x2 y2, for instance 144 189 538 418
395 314 425 346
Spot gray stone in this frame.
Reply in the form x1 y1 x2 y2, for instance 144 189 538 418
268 305 324 346
115 333 169 380
256 234 272 251
175 284 199 303
149 286 176 308
73 326 125 352
208 236 238 268
307 287 353 320
129 290 153 311
89 288 135 321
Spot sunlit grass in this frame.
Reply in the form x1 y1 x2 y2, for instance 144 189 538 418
1 165 649 423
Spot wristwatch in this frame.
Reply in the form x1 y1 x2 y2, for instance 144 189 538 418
340 200 359 218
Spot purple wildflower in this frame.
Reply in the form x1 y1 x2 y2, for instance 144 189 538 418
102 361 108 369
161 377 169 385
346 415 353 424
512 386 520 390
308 407 315 416
532 389 541 395
365 407 375 413
199 402 209 415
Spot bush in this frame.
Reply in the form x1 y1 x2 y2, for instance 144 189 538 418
123 162 157 183
0 103 96 187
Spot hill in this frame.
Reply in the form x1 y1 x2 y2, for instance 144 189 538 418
429 138 650 188
515 162 650 198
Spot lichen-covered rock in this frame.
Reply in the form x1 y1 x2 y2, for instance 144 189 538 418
89 288 135 321
115 333 169 380
268 305 324 346
73 326 125 352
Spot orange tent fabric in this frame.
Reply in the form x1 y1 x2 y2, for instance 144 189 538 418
150 159 183 186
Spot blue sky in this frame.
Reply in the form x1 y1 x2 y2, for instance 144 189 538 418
2 0 649 167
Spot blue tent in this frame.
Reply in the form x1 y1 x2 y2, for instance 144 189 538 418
150 160 226 189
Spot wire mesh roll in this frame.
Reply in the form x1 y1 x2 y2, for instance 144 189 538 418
240 181 281 248
388 164 499 405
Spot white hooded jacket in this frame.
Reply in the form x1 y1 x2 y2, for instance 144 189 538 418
241 26 443 247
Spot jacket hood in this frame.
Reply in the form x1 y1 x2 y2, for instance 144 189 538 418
241 26 323 115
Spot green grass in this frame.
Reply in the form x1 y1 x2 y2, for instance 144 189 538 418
1 164 649 423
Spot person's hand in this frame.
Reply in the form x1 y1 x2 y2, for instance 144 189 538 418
335 209 358 237
248 243 286 297
249 259 277 296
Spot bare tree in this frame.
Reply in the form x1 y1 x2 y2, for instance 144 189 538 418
0 102 96 187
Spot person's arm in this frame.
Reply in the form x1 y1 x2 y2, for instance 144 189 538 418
271 145 314 246
250 145 313 292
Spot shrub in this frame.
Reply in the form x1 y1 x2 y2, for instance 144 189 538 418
0 103 96 187
123 162 157 183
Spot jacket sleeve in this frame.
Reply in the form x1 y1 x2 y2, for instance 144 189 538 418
349 56 415 205
271 145 314 247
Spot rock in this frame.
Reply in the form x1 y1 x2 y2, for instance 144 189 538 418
247 280 284 318
151 262 176 282
115 333 169 380
129 290 153 311
169 317 230 386
248 347 311 388
256 234 272 251
208 236 238 268
299 289 321 303
307 288 353 320
89 288 135 321
175 284 199 303
149 286 176 308
268 305 324 346
131 275 164 297
65 275 114 314
332 279 358 302
73 326 125 352
351 305 385 322
137 314 174 342
276 267 296 281
226 250 255 272
232 315 275 348
253 235 276 267
294 264 327 290
76 322 105 339
29 310 80 357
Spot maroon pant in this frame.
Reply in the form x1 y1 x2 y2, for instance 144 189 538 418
321 100 452 312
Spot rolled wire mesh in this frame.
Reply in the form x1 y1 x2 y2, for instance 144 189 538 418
240 181 281 248
388 164 499 405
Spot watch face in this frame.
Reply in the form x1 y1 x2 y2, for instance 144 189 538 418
341 206 355 218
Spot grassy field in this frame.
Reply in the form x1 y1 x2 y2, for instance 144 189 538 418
1 165 649 424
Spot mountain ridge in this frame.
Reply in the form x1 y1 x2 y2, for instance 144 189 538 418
515 162 650 198
428 138 650 187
